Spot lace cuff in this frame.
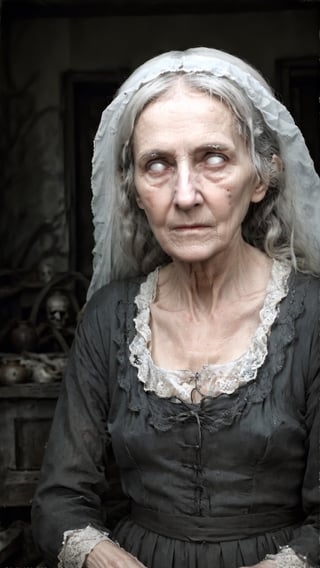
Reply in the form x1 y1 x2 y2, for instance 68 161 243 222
57 525 115 568
265 545 312 567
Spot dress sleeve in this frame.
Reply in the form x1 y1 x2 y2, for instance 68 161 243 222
266 546 312 567
31 290 129 567
286 288 320 567
58 526 112 568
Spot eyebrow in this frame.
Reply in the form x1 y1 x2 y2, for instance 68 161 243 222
198 143 230 152
137 143 231 163
136 150 171 164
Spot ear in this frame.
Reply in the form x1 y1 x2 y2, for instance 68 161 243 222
250 178 267 204
271 153 283 173
250 153 282 204
135 193 145 210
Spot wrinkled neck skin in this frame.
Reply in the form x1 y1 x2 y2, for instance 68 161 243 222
157 241 272 318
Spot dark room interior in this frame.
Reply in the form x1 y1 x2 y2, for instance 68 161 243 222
0 0 319 565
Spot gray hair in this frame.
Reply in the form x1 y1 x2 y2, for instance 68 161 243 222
115 72 317 276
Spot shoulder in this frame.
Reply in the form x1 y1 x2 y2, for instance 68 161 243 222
284 271 320 337
83 275 146 319
276 269 320 332
73 275 147 343
290 270 320 304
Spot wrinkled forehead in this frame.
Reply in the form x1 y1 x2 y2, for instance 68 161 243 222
128 73 250 153
134 79 237 133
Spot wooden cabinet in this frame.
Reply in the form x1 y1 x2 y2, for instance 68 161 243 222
0 383 60 507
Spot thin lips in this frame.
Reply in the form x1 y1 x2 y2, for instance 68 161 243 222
172 224 211 229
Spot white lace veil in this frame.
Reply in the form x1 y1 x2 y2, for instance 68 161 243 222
88 47 320 299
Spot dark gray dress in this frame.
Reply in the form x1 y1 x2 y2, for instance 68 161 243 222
31 270 320 568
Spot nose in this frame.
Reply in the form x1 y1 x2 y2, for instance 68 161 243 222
173 161 203 209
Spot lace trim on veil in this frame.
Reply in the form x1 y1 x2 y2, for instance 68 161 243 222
129 260 291 403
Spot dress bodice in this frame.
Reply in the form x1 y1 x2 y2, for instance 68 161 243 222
129 259 291 401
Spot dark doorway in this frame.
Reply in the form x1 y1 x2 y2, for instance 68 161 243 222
63 70 128 276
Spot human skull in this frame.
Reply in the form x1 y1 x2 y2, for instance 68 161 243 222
38 257 55 284
46 291 70 330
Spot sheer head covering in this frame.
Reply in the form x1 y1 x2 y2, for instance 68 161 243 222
88 47 320 298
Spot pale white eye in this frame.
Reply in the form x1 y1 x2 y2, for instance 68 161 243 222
206 154 225 165
148 161 166 173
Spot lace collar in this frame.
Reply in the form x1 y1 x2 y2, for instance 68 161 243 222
129 260 291 403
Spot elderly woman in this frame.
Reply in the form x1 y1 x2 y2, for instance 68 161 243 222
31 48 320 568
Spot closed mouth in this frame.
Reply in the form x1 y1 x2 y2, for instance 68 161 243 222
173 224 210 230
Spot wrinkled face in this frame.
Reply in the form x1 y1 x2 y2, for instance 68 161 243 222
46 292 70 329
133 82 266 265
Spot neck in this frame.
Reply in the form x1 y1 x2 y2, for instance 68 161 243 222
158 243 272 316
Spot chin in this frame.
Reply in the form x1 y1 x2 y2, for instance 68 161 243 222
169 248 220 265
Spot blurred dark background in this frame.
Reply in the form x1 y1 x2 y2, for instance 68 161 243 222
0 0 319 279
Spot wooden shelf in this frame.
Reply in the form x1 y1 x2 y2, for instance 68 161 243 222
1 470 42 507
0 382 61 399
0 382 60 506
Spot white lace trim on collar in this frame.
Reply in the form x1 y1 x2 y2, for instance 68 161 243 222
129 260 291 402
